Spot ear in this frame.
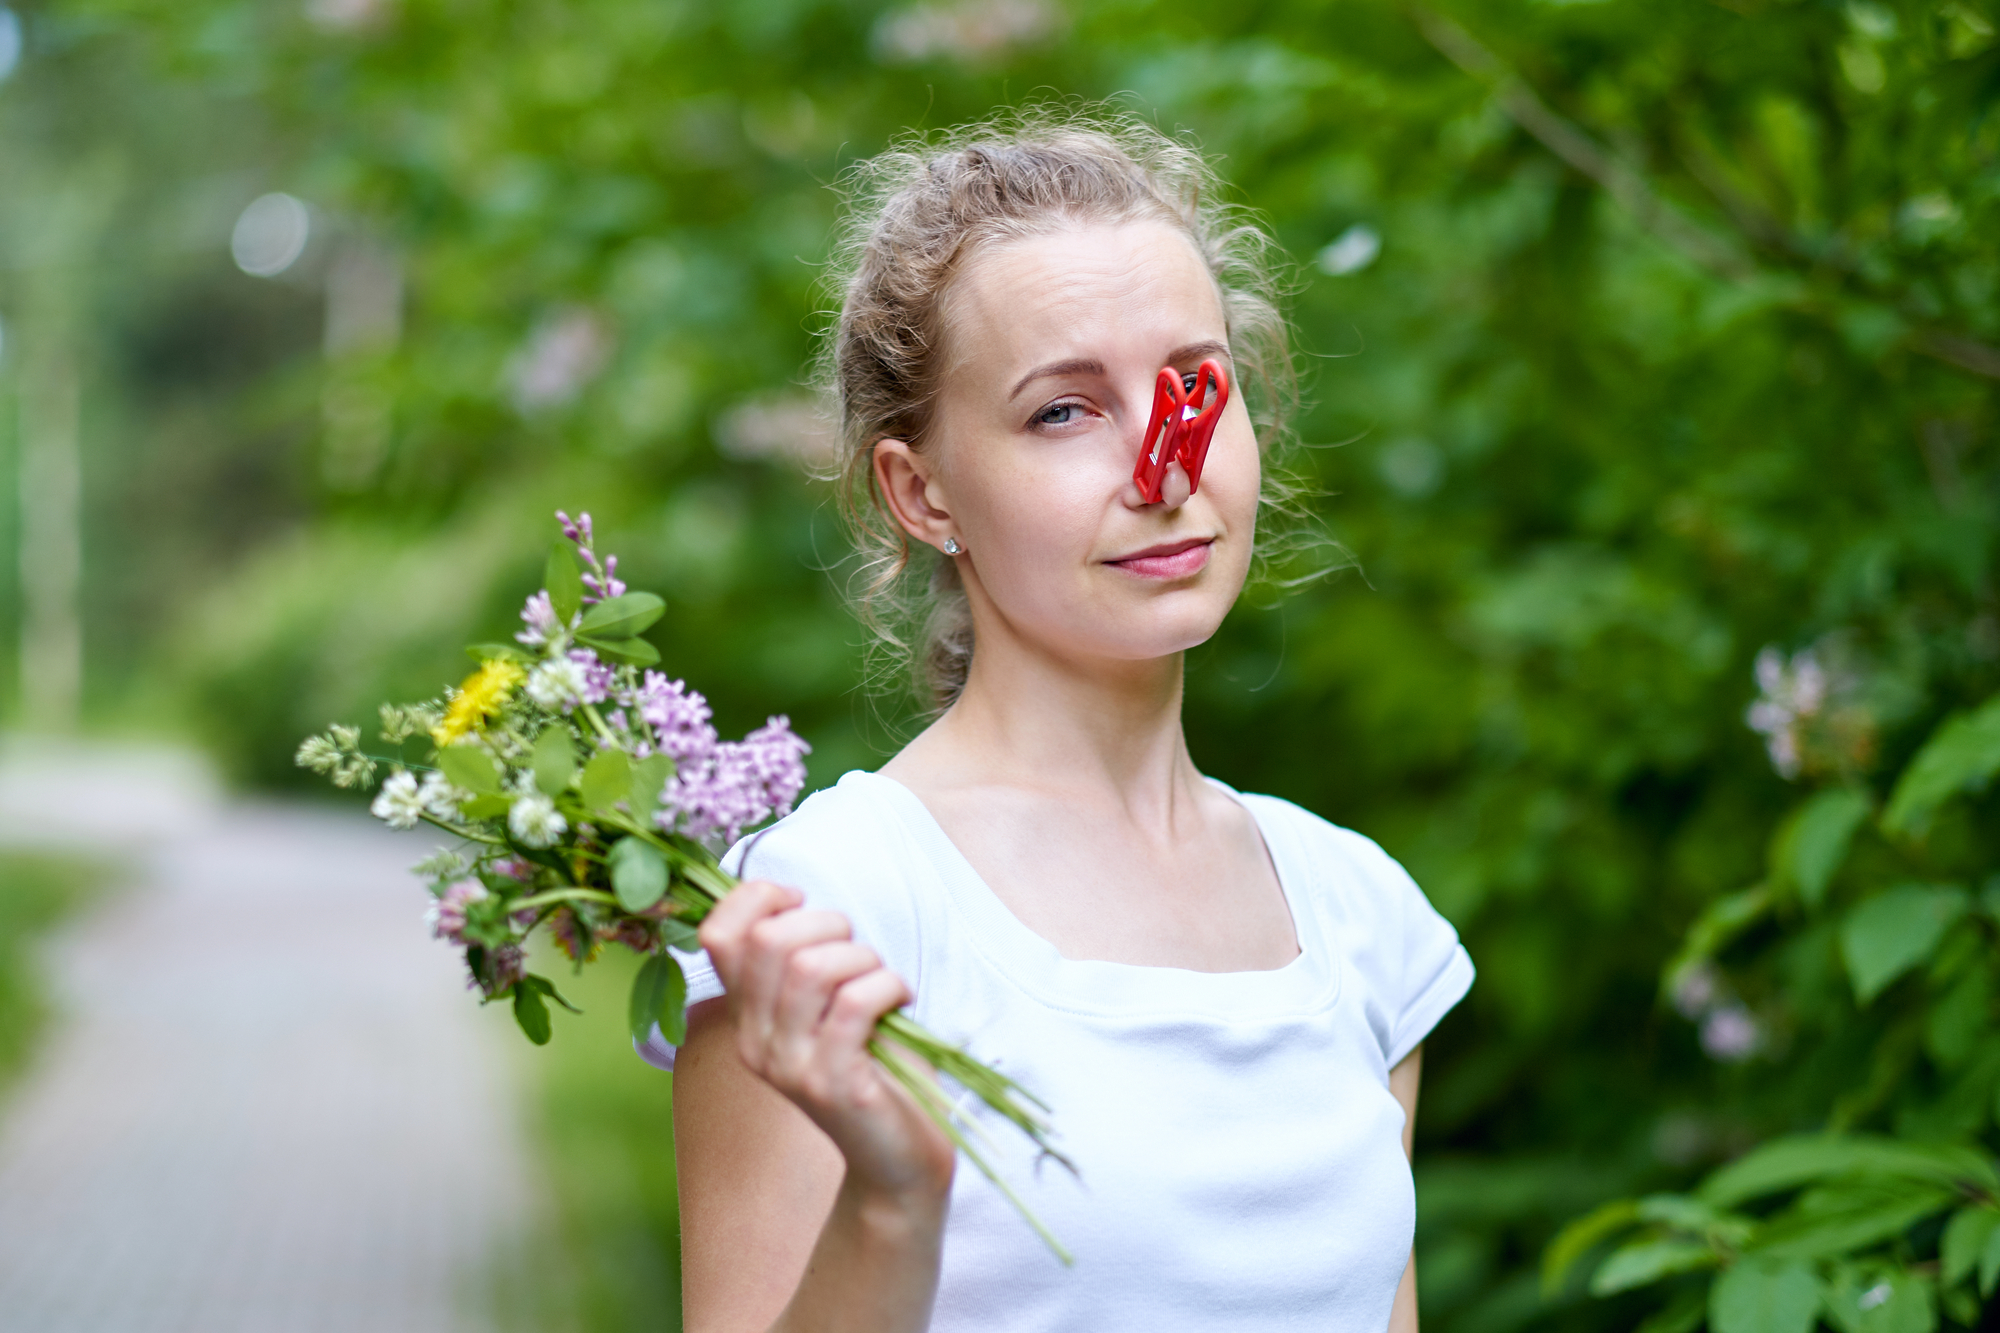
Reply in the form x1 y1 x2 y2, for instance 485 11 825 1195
873 438 958 552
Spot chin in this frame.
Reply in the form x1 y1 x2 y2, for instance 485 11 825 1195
1070 598 1232 662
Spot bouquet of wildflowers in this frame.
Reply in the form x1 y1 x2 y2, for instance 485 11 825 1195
297 512 1069 1257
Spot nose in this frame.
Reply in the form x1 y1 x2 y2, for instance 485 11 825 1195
1120 458 1192 511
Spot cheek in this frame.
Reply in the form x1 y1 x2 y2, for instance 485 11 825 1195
968 466 1106 588
1200 401 1263 529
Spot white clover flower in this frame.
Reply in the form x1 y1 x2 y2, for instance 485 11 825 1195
370 770 426 830
508 792 567 848
526 657 591 711
416 771 468 820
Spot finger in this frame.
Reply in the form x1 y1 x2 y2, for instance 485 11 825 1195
817 967 914 1056
738 909 854 1014
772 941 882 1038
697 879 799 979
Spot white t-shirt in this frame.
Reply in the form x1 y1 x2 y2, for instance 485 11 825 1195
640 770 1474 1332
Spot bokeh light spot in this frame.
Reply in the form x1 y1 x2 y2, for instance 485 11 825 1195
230 193 311 277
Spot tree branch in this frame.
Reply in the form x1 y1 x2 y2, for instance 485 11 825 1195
1407 3 2000 382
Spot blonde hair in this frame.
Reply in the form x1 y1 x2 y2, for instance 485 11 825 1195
819 106 1302 713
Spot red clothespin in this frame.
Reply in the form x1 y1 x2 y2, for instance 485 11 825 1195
1132 359 1230 505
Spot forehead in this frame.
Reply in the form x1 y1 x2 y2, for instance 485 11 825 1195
943 220 1226 381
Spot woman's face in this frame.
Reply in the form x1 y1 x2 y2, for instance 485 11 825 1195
877 219 1259 669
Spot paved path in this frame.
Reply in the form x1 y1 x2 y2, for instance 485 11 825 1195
0 738 538 1332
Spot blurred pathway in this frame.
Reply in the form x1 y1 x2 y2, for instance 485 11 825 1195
0 737 537 1333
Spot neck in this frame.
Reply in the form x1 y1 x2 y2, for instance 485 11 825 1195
918 612 1199 820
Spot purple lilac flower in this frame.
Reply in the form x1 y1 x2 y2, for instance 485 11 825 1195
427 881 488 943
555 509 628 603
490 857 534 882
517 590 564 647
634 672 718 760
658 718 811 844
570 649 614 705
583 554 627 602
742 716 811 819
660 745 771 843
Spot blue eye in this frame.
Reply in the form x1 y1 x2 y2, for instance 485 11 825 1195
1035 402 1082 426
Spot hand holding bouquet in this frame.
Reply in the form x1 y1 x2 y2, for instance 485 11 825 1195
298 512 1070 1257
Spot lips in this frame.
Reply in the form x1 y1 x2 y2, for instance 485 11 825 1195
1107 537 1213 580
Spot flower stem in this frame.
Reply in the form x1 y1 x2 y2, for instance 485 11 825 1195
509 887 621 912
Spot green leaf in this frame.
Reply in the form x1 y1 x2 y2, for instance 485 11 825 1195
629 951 689 1045
577 591 665 639
1711 1259 1820 1333
463 642 529 664
1544 1198 1640 1294
1882 695 2000 838
1773 788 1870 909
576 633 661 666
1663 884 1770 998
513 979 551 1044
1941 1206 1999 1287
1635 1290 1706 1333
1925 966 1990 1068
658 915 701 951
579 748 634 813
1822 1271 1936 1333
629 753 674 822
1700 1135 1999 1207
538 975 583 1013
1840 884 1970 1004
546 543 584 626
437 745 503 795
609 837 669 912
460 793 512 820
1590 1238 1717 1295
1750 1182 1957 1260
1983 1217 2000 1297
531 726 577 796
1636 1193 1734 1232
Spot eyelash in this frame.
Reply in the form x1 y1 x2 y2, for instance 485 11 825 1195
1028 372 1209 430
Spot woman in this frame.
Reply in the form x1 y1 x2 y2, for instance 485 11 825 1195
647 115 1474 1333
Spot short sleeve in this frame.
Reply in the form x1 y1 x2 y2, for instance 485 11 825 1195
1363 840 1474 1069
634 774 924 1072
1266 802 1473 1071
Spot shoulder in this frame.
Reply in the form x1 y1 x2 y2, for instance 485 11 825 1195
1234 787 1475 1063
1230 789 1423 911
724 770 903 881
720 770 930 954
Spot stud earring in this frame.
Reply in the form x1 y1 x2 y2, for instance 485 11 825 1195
943 537 963 555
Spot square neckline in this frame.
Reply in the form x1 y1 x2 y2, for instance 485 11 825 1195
850 770 1342 1022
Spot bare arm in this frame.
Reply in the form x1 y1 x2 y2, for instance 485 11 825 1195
674 880 955 1333
1388 1046 1424 1333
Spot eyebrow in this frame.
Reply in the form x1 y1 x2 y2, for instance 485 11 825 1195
1008 357 1103 402
1005 341 1233 402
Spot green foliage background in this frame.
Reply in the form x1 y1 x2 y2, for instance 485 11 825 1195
3 0 1998 1328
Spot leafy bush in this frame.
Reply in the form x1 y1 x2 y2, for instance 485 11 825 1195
20 0 2000 1327
1548 698 2000 1332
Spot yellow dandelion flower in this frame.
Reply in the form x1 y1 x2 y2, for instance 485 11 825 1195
431 659 526 746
